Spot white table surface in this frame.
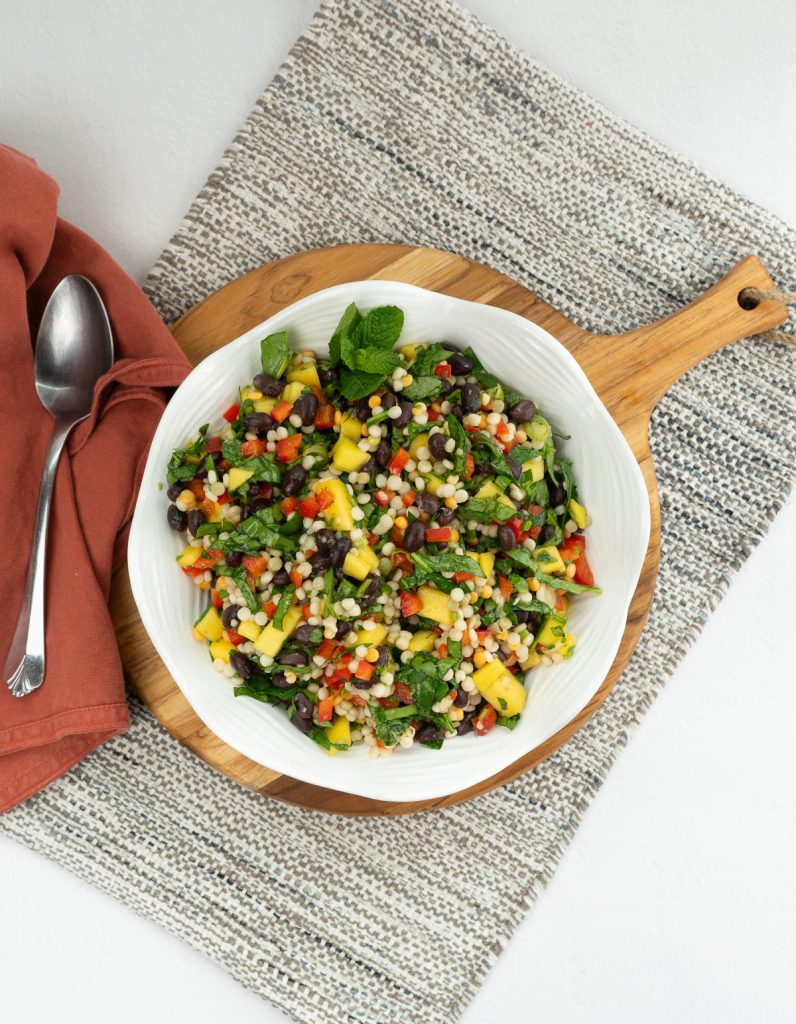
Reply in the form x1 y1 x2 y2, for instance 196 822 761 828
1 2 795 1021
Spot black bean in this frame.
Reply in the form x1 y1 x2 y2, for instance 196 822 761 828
294 692 314 719
224 550 243 568
187 509 204 536
209 450 223 465
293 624 315 645
509 399 536 424
355 397 372 422
248 482 262 498
253 373 284 397
495 649 509 663
166 483 183 501
460 383 481 414
329 536 351 568
194 462 208 480
394 401 413 427
548 484 567 507
230 652 255 678
415 490 440 515
271 671 293 690
428 432 448 460
437 377 453 396
539 523 556 544
360 573 382 604
309 552 331 574
454 688 469 708
291 711 313 732
279 650 308 666
497 524 516 551
294 392 318 426
281 464 307 496
315 528 335 552
237 505 252 521
375 438 392 468
335 620 350 640
416 723 443 745
515 608 530 625
252 498 270 512
244 411 276 434
352 678 375 690
402 519 426 552
508 459 522 480
456 716 474 736
360 457 377 475
381 391 398 409
440 340 459 351
436 506 456 527
449 403 463 420
318 365 338 386
527 612 543 633
166 504 187 531
374 645 389 667
221 605 239 629
448 352 474 376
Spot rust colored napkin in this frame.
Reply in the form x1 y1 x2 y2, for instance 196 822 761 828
0 146 190 813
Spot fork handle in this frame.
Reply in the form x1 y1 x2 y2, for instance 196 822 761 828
4 417 74 697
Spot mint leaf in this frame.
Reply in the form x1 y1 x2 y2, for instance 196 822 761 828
339 366 385 401
329 303 361 368
357 306 404 349
260 332 290 379
411 342 449 377
351 347 401 375
402 375 442 402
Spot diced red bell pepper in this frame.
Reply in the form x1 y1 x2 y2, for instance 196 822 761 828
315 488 334 510
374 488 392 508
299 496 320 519
290 568 303 590
216 490 232 505
316 696 335 723
314 404 336 430
271 400 293 423
426 407 441 422
280 496 299 515
189 480 206 500
349 694 368 707
500 437 517 453
392 551 413 573
210 589 223 609
240 439 267 457
276 434 302 462
555 590 568 613
390 524 405 547
205 435 222 453
474 704 497 736
464 423 482 433
367 533 379 547
453 571 475 583
317 639 339 661
222 403 240 423
559 534 594 587
400 591 423 617
181 565 206 577
425 526 452 543
433 362 452 379
507 517 526 542
495 420 511 440
437 642 448 658
243 554 268 577
475 628 491 645
465 454 475 479
193 549 223 570
388 447 410 475
262 601 278 619
301 604 313 621
378 696 398 709
497 574 514 602
354 660 375 682
227 630 246 647
401 490 417 507
394 682 413 704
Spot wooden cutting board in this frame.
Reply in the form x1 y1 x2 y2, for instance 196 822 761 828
109 244 787 814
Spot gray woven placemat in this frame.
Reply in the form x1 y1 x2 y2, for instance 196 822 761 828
3 2 795 1022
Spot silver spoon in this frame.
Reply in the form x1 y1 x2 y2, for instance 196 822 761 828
5 276 113 697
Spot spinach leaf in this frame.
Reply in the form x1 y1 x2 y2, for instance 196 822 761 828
462 496 516 523
401 375 443 402
505 548 601 593
497 713 521 730
396 652 458 715
225 567 259 613
462 345 499 390
166 425 208 485
273 585 295 630
446 414 468 477
410 551 484 577
260 331 291 379
371 704 415 746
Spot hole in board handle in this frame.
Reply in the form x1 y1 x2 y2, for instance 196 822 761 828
737 288 761 311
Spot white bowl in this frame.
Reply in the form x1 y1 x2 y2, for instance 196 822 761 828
129 281 650 803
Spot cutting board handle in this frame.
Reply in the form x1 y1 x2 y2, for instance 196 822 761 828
570 255 789 439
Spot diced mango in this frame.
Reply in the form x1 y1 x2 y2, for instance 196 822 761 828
177 545 202 567
423 473 445 495
475 479 514 508
227 467 253 492
281 381 304 404
326 714 351 754
399 342 421 361
253 605 303 658
569 499 590 529
520 650 543 671
468 550 495 579
535 614 567 650
522 455 545 482
236 619 262 642
209 639 235 663
524 413 551 446
332 436 370 473
240 385 259 401
287 362 321 389
407 629 436 652
417 585 456 627
535 544 565 574
409 432 430 458
346 622 388 647
343 545 379 580
556 631 577 658
195 606 224 641
253 397 276 414
312 478 354 531
339 412 362 441
479 665 527 716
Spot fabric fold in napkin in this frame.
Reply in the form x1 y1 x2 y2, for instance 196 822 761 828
0 146 190 813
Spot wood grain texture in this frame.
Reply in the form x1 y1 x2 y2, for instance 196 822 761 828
110 244 787 814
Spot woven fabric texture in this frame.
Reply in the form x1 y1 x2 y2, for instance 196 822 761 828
3 2 795 1023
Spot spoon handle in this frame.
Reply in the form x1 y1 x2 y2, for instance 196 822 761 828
4 417 74 697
